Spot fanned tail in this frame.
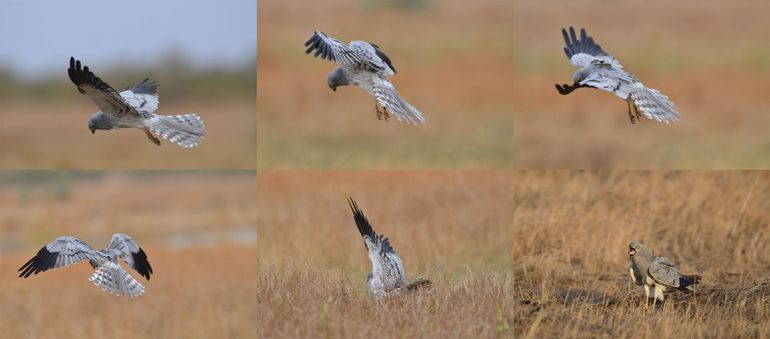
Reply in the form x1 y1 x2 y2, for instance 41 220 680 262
630 84 680 123
394 277 432 294
89 262 145 298
147 113 206 148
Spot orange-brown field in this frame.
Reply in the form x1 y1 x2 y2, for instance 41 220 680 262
257 171 514 338
0 172 256 338
257 0 514 169
1 98 255 169
513 171 770 337
513 0 770 168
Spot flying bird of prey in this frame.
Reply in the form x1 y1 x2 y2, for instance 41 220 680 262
68 57 206 147
556 27 680 124
348 198 431 299
628 241 700 309
19 234 153 298
305 31 425 125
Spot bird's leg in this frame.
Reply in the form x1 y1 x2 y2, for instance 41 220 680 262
627 101 637 124
383 106 390 121
643 285 650 311
375 102 384 120
633 103 642 120
144 129 161 146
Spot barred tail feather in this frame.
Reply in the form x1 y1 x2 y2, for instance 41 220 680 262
148 113 206 148
89 262 145 298
393 277 432 294
373 80 426 125
631 85 680 123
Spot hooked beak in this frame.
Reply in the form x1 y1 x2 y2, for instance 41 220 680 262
628 248 636 256
329 85 337 92
90 127 96 134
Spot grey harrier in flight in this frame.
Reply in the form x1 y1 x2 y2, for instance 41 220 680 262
628 241 700 308
348 198 430 299
305 31 425 125
556 27 680 124
68 57 206 147
19 234 153 298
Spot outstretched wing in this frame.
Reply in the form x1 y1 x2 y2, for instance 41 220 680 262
348 198 397 255
18 236 105 278
305 31 386 72
106 234 153 280
68 57 139 117
648 258 684 288
562 27 622 69
120 78 160 115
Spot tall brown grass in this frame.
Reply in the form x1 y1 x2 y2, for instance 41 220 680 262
257 171 514 338
513 171 770 337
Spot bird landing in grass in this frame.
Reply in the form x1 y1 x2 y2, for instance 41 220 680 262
348 198 431 299
556 27 680 124
305 31 425 125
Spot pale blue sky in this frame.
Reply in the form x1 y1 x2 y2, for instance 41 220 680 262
0 0 256 78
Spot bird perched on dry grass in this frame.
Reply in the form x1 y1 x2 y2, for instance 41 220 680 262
628 241 700 309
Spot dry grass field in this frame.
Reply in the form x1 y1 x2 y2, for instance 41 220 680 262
257 0 514 169
0 172 257 338
513 0 770 168
256 171 514 338
513 171 770 337
1 98 255 169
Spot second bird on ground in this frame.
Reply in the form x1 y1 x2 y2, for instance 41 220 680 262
305 31 425 125
628 241 701 309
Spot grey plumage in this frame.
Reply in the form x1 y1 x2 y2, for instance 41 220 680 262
19 234 153 298
348 198 430 299
556 27 680 124
628 241 700 307
68 57 206 147
305 31 425 125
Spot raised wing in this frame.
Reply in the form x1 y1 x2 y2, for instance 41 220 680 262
120 78 160 115
18 236 105 278
348 198 397 255
648 258 683 288
562 27 621 69
106 234 153 280
305 31 384 72
68 57 139 117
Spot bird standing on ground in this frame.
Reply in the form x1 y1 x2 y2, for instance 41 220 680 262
305 31 425 125
68 57 206 147
19 233 153 298
348 198 431 299
556 27 680 124
628 241 700 309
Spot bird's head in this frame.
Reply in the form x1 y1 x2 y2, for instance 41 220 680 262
628 241 651 258
327 68 349 92
87 112 113 134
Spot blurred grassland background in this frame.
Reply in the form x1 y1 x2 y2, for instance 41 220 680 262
257 171 514 338
0 57 256 169
513 0 770 168
513 171 770 337
0 171 256 338
257 0 514 169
